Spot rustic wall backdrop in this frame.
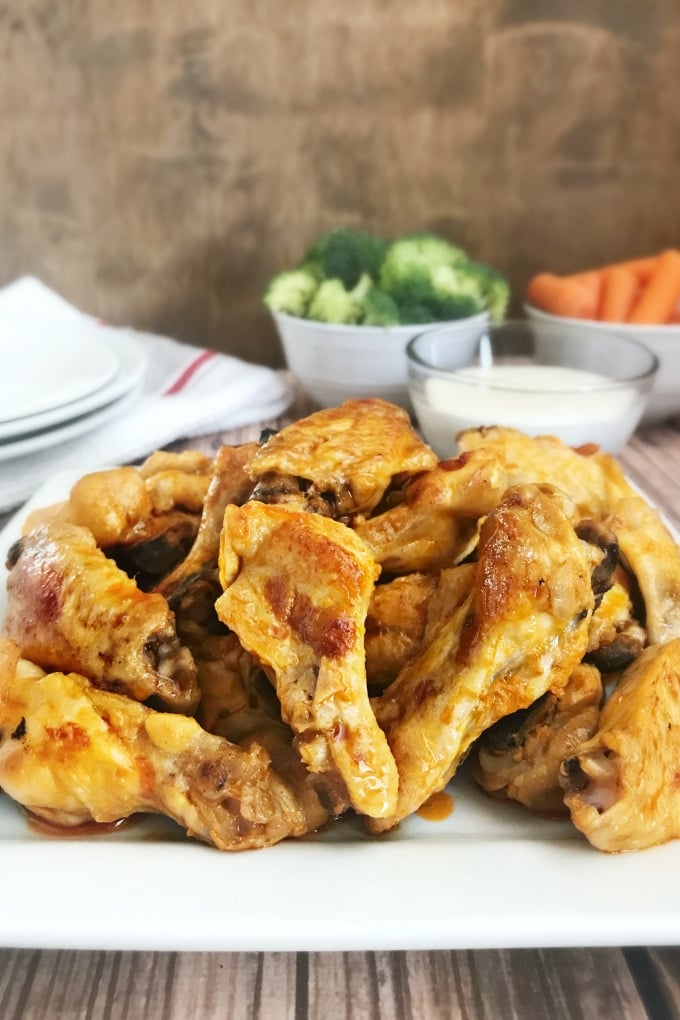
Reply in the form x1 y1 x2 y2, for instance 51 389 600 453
1 1 679 365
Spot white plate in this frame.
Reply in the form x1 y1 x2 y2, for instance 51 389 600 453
0 329 147 442
1 475 680 952
0 387 141 463
0 323 120 423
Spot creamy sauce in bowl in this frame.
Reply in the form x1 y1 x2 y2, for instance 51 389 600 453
412 363 646 457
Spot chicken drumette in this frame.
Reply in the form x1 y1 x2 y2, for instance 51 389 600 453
4 523 199 712
0 638 318 850
560 638 680 852
371 483 594 832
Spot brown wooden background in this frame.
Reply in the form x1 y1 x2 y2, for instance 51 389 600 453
2 1 679 366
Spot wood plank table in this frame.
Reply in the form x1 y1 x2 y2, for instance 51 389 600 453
1 408 680 1020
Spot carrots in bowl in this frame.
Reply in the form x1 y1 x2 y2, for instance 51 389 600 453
527 250 680 325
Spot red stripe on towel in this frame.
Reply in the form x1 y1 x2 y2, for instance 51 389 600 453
164 349 218 395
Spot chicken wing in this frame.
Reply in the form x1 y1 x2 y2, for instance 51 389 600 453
23 455 214 589
604 496 680 645
472 663 603 816
196 633 334 827
156 442 258 599
353 448 505 573
456 426 635 521
246 398 437 518
0 639 313 850
365 574 438 691
365 565 477 692
4 523 199 712
69 449 212 544
560 639 680 852
575 518 646 672
371 484 594 831
216 500 399 819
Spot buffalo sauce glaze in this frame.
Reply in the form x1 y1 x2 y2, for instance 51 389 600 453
24 810 140 839
416 789 454 821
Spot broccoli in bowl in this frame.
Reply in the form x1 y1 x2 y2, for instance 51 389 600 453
264 227 509 326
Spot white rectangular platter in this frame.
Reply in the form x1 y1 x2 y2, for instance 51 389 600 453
0 472 679 952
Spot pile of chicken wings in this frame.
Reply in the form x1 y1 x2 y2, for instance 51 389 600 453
2 398 680 853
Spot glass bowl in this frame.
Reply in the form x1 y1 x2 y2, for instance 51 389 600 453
406 319 658 457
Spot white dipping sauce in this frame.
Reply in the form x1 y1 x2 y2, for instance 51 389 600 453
412 363 643 457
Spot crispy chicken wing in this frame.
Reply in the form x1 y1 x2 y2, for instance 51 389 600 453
156 442 258 599
365 574 438 691
365 566 477 692
560 639 680 852
4 523 199 712
456 426 635 520
586 582 646 673
216 500 399 819
371 484 594 831
70 450 212 542
25 453 214 588
472 663 603 816
246 398 437 518
196 633 333 826
353 449 505 573
0 639 313 850
604 496 680 645
153 444 259 648
575 519 646 672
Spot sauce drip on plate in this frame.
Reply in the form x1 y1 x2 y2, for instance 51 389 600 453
416 790 454 822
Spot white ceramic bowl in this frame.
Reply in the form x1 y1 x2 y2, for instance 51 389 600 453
525 304 680 425
406 319 658 457
271 310 489 411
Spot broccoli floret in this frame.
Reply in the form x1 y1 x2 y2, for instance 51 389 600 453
263 268 319 318
395 302 436 325
307 278 362 324
385 232 467 271
379 233 477 320
360 287 400 327
428 264 486 319
464 261 511 323
351 272 373 305
302 227 387 289
379 233 467 299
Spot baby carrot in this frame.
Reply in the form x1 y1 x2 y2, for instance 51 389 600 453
599 265 638 322
615 255 660 283
526 272 598 319
561 270 602 318
628 249 680 324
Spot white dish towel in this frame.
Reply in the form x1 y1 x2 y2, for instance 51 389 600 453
0 277 293 511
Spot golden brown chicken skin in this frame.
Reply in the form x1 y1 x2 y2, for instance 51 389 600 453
196 633 333 827
472 663 603 817
560 639 680 852
456 426 635 521
365 574 438 691
371 484 594 832
353 448 505 574
365 566 476 692
156 442 258 599
22 453 216 588
245 398 437 518
0 639 313 851
53 450 213 547
604 496 680 646
216 500 399 819
4 523 199 712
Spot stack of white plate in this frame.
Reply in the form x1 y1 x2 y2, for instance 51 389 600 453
0 323 147 463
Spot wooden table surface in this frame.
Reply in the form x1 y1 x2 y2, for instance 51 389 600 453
1 407 680 1020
